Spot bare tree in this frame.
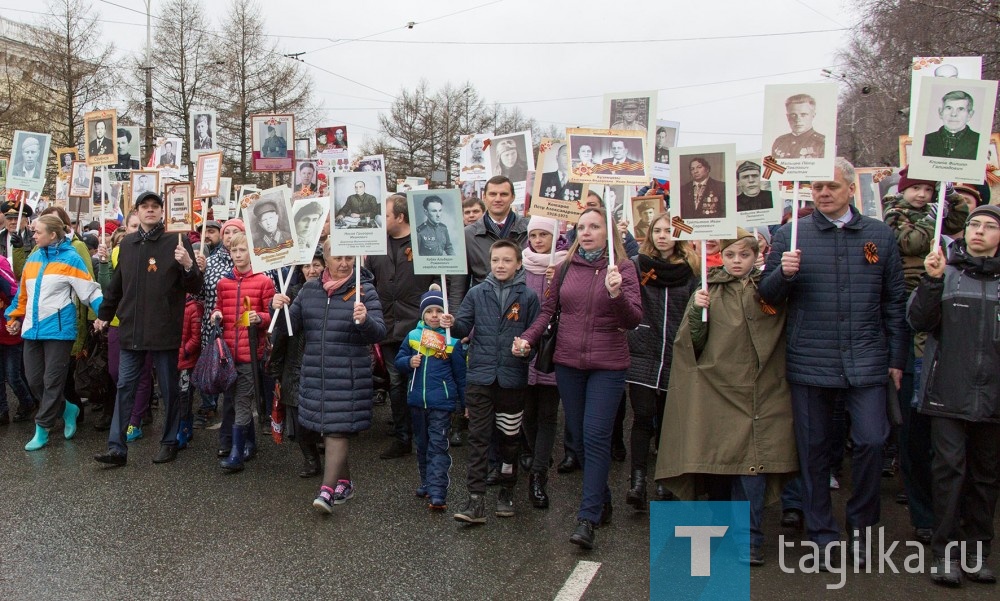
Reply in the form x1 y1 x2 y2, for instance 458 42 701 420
26 0 117 150
204 0 314 187
835 0 1000 166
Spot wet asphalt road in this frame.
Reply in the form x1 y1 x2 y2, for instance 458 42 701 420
0 398 996 600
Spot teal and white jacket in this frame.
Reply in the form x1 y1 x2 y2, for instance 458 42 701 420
394 322 466 411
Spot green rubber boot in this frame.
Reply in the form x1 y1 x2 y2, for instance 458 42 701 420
25 424 49 451
64 402 80 440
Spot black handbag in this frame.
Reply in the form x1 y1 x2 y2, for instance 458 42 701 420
534 262 570 374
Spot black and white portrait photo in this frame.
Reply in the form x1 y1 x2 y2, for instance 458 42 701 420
291 198 329 263
535 140 583 203
250 197 294 249
668 143 738 240
567 128 650 186
459 133 490 181
910 76 998 183
69 162 93 197
130 170 160 207
292 160 320 199
406 189 467 275
251 114 295 171
333 177 382 228
259 123 288 158
489 131 532 183
679 154 727 219
761 83 837 180
735 159 773 212
608 97 650 132
114 127 142 170
191 111 215 153
58 148 77 177
8 130 52 193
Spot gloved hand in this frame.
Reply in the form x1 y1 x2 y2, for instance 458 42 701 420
924 199 948 224
9 233 22 248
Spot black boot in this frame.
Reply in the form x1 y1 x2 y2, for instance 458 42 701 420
528 472 549 509
626 468 647 511
298 438 321 478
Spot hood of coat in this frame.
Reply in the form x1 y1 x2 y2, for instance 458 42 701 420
948 239 1000 275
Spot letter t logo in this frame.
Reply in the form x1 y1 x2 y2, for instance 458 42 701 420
675 526 729 576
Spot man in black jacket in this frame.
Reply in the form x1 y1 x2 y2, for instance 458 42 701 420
759 157 907 569
94 192 204 466
366 194 438 459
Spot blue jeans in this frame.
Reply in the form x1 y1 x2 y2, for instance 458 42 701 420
0 343 34 414
790 384 889 546
412 407 453 501
108 349 181 453
732 475 768 548
555 365 626 524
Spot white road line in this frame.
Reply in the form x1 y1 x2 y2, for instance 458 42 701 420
554 560 602 601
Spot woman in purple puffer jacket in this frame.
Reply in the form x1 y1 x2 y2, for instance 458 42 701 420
518 207 642 550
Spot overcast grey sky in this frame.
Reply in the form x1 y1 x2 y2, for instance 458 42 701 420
10 0 855 153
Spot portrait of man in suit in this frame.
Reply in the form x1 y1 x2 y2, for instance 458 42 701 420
922 90 980 160
597 139 644 175
293 161 318 196
538 144 582 202
72 164 91 190
114 128 141 170
679 156 726 219
89 120 114 157
158 141 177 166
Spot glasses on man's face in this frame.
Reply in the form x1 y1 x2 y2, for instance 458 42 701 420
966 219 1000 233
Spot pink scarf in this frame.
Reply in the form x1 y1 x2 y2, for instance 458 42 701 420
522 246 567 275
322 269 352 297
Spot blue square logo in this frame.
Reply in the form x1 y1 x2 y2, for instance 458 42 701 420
650 501 750 601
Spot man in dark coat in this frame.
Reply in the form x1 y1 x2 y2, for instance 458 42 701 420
366 194 439 460
94 192 204 466
759 158 907 569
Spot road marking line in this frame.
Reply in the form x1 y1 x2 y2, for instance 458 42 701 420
554 560 602 601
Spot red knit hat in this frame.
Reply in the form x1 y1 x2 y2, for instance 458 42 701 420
897 166 936 195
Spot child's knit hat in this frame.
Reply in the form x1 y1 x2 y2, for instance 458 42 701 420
897 166 936 195
420 283 445 315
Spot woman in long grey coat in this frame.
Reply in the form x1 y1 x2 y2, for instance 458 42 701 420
289 246 385 513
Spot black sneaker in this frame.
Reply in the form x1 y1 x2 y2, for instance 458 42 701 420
94 449 128 467
570 519 596 550
496 487 515 518
931 557 962 587
379 439 411 460
454 494 487 524
485 466 501 486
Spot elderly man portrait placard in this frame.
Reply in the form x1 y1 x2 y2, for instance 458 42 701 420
8 131 52 194
531 138 585 222
328 171 387 257
240 186 298 273
735 155 781 227
84 110 117 167
761 83 837 181
669 144 738 240
909 77 998 184
251 114 294 172
907 56 982 137
407 189 468 276
567 128 649 186
603 90 658 170
154 137 183 178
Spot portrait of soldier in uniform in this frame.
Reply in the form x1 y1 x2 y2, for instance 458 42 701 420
771 93 826 159
415 195 453 256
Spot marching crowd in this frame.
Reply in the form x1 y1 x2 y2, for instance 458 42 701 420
0 161 998 588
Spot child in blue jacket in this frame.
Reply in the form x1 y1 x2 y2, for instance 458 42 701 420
395 284 466 510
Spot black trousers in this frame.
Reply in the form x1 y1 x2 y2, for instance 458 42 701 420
930 416 1000 560
382 342 411 444
523 383 559 474
629 384 665 472
465 383 525 495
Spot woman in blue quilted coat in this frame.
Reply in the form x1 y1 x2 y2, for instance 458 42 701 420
289 244 385 513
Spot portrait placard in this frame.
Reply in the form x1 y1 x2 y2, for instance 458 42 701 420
189 109 217 159
603 90 658 172
328 171 387 257
488 131 534 199
130 170 160 207
899 135 912 168
67 194 90 218
908 56 982 137
294 138 311 159
84 110 117 167
194 151 223 198
291 197 330 264
735 154 782 228
0 158 9 189
114 126 141 170
459 133 492 182
651 120 680 181
154 137 183 178
669 144 738 240
854 167 895 220
107 179 125 219
211 176 234 219
54 178 68 204
355 155 384 173
292 160 324 200
407 189 467 275
530 138 585 222
630 194 666 242
251 114 294 172
56 147 77 180
8 131 51 193
761 83 837 180
909 77 998 183
589 183 632 224
69 161 94 197
567 128 649 186
163 183 194 233
241 186 298 272
315 126 348 153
